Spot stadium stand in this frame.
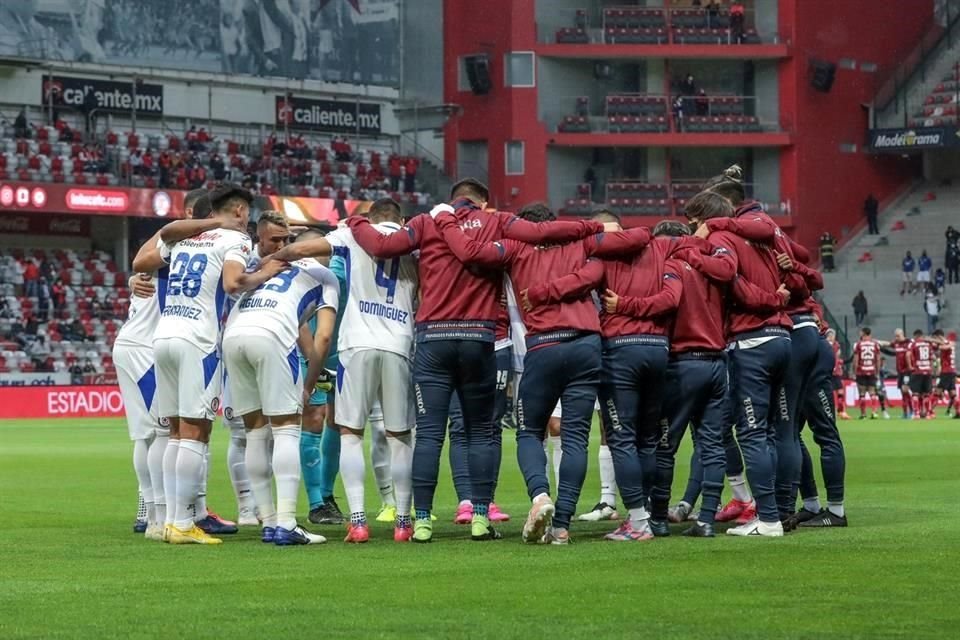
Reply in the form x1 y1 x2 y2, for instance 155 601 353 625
554 6 761 45
554 94 760 133
910 65 960 126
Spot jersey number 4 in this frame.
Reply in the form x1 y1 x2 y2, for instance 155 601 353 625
168 252 208 298
375 259 399 304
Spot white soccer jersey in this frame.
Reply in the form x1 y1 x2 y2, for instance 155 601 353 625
153 229 252 354
326 222 418 357
114 283 162 349
226 258 340 349
505 275 527 373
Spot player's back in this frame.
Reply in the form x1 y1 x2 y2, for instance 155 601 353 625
227 258 339 349
115 285 162 349
892 338 913 373
855 339 880 375
327 222 417 357
154 228 251 353
599 237 674 338
940 341 955 373
912 339 935 373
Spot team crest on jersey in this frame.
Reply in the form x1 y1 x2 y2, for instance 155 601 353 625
160 417 170 427
211 397 221 413
224 406 234 420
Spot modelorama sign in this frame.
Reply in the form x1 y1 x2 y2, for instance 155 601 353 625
868 126 960 151
276 95 382 135
42 75 164 117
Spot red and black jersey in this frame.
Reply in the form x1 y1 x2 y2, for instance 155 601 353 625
912 339 935 374
939 341 956 374
892 338 914 374
832 341 843 377
854 339 881 376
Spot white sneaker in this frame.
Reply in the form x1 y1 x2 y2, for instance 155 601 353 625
577 501 619 522
522 493 555 543
237 506 260 527
144 524 164 541
882 411 891 420
726 518 784 537
668 501 692 523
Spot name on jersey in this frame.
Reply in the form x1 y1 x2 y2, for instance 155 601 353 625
358 299 409 324
162 304 202 320
238 296 279 311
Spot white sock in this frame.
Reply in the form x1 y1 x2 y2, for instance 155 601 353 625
598 445 617 506
173 439 205 531
194 443 209 519
246 428 277 528
803 497 822 513
340 433 366 521
136 491 147 521
161 438 180 526
827 501 845 517
549 435 562 490
387 431 414 518
227 432 255 513
370 416 394 506
271 424 301 531
133 438 153 520
728 473 752 502
148 429 168 526
628 506 650 529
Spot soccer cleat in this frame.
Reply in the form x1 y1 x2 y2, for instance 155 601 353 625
453 501 473 525
275 525 326 545
308 502 345 526
237 507 259 527
604 521 654 542
725 518 784 537
261 526 276 543
780 514 797 532
667 502 692 523
394 525 412 542
196 511 239 535
649 519 671 537
522 494 555 543
344 523 370 543
412 518 433 543
144 524 164 541
839 411 851 420
488 502 511 522
162 524 173 543
541 526 570 545
734 501 757 525
576 501 619 522
715 498 753 523
882 410 891 419
789 508 821 527
858 414 866 420
471 515 502 541
168 524 223 545
870 412 878 420
133 519 148 533
376 504 397 524
682 522 716 537
927 412 936 420
799 510 848 528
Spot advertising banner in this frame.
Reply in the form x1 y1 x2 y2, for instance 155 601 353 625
276 95 382 135
868 126 960 152
0 372 71 387
0 212 91 236
0 385 125 419
42 75 164 117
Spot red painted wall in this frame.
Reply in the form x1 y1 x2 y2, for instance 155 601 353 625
783 0 930 249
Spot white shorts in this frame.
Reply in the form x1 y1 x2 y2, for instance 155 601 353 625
222 329 302 418
154 337 223 421
113 343 159 440
335 348 414 431
549 398 602 420
220 368 247 434
918 270 931 283
903 271 914 282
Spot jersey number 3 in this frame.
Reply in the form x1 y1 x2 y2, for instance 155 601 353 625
375 259 399 304
168 252 208 298
261 267 301 293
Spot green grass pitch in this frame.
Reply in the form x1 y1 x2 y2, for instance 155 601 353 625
1 416 959 639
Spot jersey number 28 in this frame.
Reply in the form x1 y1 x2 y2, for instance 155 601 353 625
168 252 208 298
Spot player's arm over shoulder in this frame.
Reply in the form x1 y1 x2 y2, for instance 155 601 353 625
221 233 282 294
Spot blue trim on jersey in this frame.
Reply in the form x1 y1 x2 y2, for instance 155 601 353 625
202 350 220 388
297 285 324 321
136 365 157 409
156 266 169 312
288 348 300 384
214 274 226 324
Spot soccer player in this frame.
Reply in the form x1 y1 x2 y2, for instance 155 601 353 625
827 330 850 419
152 185 283 545
435 202 605 544
222 240 339 545
344 180 610 543
265 198 420 542
908 330 936 419
684 190 792 537
888 328 914 419
852 328 882 419
932 329 957 418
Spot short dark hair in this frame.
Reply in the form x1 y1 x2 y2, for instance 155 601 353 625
684 190 733 220
209 183 254 213
933 328 945 337
914 329 924 337
450 178 489 203
295 228 326 243
862 327 872 336
591 208 621 224
192 194 212 220
257 210 288 230
703 164 746 205
653 220 691 237
516 201 555 223
184 188 207 211
368 197 403 224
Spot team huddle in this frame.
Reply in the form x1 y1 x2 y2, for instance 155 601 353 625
114 164 856 546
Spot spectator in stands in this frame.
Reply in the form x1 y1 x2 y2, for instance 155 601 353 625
0 298 12 320
584 166 598 201
730 1 746 43
66 318 86 343
209 152 226 181
69 362 84 385
128 149 142 176
197 127 211 149
37 279 50 320
404 157 418 193
23 259 40 298
680 74 697 97
14 108 29 139
947 242 960 285
25 313 39 338
902 250 916 295
186 125 201 152
695 89 710 116
51 279 66 312
918 250 933 289
925 291 941 333
852 290 868 326
706 0 720 27
672 95 685 131
141 150 155 177
936 267 947 293
820 230 837 271
946 225 959 250
159 150 172 187
864 193 880 234
389 154 402 191
28 336 49 369
59 121 75 143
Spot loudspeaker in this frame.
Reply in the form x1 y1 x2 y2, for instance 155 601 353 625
465 55 492 95
810 59 836 93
